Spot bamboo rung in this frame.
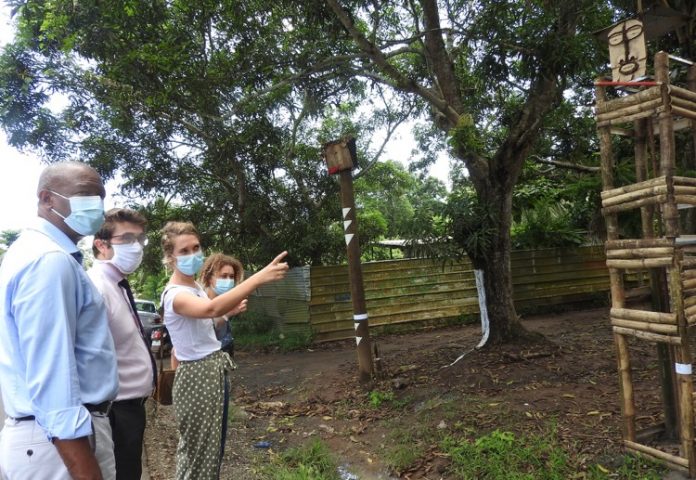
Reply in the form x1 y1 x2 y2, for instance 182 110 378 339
673 195 696 205
596 86 662 114
688 314 696 325
683 278 696 291
597 98 664 123
684 304 696 318
613 326 681 344
610 308 676 324
674 186 696 196
674 176 696 187
624 440 690 468
672 105 696 121
606 247 674 259
598 106 666 127
670 85 696 104
611 318 678 334
682 258 696 268
684 295 696 308
606 238 673 249
681 269 696 280
671 95 696 113
601 177 667 200
602 195 668 215
606 258 673 269
602 186 668 208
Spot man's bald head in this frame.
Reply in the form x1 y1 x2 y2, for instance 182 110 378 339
37 161 102 196
36 161 106 243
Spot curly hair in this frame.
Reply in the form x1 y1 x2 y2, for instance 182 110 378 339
160 221 200 266
199 253 244 288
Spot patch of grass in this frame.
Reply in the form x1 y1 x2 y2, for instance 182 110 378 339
383 424 432 472
261 438 341 480
441 428 668 480
369 390 395 408
585 454 667 480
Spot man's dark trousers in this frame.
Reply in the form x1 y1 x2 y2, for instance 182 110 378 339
109 398 147 480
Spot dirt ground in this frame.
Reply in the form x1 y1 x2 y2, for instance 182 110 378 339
143 307 673 479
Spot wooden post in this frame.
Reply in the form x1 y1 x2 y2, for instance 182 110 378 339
597 79 637 442
339 169 373 383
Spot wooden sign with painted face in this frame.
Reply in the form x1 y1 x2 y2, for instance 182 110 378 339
323 137 357 175
608 19 647 82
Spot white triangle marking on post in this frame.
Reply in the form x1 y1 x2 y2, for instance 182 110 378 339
356 336 363 345
342 207 351 219
354 323 360 331
343 220 352 230
344 233 354 245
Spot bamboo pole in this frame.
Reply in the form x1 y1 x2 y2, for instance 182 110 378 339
596 97 664 123
673 186 696 195
613 326 681 344
682 278 696 291
670 96 696 113
656 53 679 238
610 308 676 324
672 105 696 122
606 238 673 249
674 176 696 186
601 176 667 199
624 440 689 468
610 318 678 334
602 195 668 215
598 107 666 128
606 248 674 259
683 295 696 307
602 186 669 207
614 333 636 441
606 258 673 269
635 119 654 238
673 195 696 205
669 84 696 104
595 86 662 114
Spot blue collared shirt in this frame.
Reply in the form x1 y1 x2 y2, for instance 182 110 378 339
0 218 118 440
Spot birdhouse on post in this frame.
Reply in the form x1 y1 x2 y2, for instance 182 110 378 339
323 136 357 175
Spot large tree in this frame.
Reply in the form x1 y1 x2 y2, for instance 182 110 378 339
284 0 614 342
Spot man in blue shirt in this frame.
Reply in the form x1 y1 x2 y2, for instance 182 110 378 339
0 162 119 480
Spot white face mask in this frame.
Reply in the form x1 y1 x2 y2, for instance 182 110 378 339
110 242 144 275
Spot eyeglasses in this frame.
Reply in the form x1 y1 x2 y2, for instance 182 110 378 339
110 233 149 246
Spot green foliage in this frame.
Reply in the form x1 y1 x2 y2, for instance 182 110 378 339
234 311 313 352
0 229 20 249
446 187 497 265
261 439 340 480
511 202 585 249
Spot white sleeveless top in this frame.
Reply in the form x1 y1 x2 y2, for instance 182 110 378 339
161 284 221 361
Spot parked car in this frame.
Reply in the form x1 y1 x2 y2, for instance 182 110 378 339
150 325 172 357
134 299 161 338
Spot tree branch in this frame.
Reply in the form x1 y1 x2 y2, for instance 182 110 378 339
529 155 599 173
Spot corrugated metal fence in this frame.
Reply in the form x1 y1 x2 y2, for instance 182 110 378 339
248 245 609 342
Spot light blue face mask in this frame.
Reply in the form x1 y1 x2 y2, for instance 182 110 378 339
176 251 204 276
213 278 235 295
50 191 105 236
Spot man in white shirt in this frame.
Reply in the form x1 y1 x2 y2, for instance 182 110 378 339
88 208 156 480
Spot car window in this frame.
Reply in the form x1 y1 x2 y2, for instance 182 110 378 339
135 302 156 313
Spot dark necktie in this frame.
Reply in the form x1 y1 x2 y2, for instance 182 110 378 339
118 278 158 388
71 251 83 266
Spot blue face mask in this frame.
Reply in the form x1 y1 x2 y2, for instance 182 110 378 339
176 251 204 276
213 278 235 295
50 191 105 236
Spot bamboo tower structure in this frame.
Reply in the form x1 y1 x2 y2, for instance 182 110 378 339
597 51 696 477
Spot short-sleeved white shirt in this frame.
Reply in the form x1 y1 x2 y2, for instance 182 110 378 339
161 284 221 361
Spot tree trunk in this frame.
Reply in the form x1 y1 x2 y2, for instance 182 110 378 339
473 185 527 344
